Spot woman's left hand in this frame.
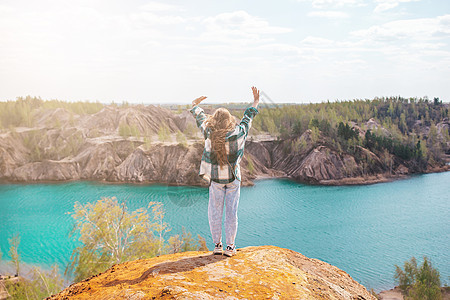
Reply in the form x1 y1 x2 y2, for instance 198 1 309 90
251 86 260 108
192 96 207 107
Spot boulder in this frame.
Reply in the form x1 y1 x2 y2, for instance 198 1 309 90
11 160 80 181
49 246 376 300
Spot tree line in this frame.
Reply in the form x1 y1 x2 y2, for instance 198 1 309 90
1 95 448 171
245 96 448 171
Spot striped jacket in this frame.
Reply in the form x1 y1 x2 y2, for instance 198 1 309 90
190 105 259 184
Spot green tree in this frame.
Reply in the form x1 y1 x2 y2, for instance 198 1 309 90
148 201 171 256
197 235 208 251
176 130 188 147
394 256 442 300
246 156 255 175
66 196 207 282
118 123 140 138
442 128 449 144
263 118 277 136
66 197 162 282
5 264 64 299
8 234 21 276
143 136 152 150
310 126 320 144
180 227 197 252
167 228 207 254
158 124 171 142
308 118 320 129
409 257 441 300
167 235 183 254
382 149 393 174
183 123 198 139
119 122 130 137
388 101 395 117
395 257 418 293
292 120 303 136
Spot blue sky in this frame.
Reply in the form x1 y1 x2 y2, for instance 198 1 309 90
0 0 449 103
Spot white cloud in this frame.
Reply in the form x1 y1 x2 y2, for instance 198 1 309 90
298 0 366 9
203 11 291 35
351 14 450 42
140 2 182 12
130 12 185 26
256 43 303 58
129 2 187 27
307 10 350 18
300 36 335 46
374 1 398 12
333 59 368 73
1 1 449 102
374 0 421 13
256 44 321 65
292 14 450 78
0 4 14 14
199 11 291 44
410 42 446 50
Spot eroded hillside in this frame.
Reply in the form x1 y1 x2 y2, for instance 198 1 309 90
0 99 449 185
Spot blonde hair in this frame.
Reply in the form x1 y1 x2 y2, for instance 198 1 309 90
205 108 236 166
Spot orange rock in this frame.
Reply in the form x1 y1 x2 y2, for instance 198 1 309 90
49 246 376 300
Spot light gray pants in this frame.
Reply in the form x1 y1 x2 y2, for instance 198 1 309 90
208 179 241 246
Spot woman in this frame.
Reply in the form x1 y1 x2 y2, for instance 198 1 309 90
190 87 260 257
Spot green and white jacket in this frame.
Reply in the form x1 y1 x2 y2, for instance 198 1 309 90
190 105 259 184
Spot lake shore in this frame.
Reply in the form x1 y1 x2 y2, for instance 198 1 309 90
1 155 449 187
378 286 450 300
318 164 449 186
2 165 448 187
378 287 403 300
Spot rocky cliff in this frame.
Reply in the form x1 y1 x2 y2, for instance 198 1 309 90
48 246 376 300
0 105 448 186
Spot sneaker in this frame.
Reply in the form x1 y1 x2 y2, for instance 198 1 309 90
213 242 223 255
224 245 236 257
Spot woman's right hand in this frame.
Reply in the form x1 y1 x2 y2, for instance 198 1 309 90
192 96 207 107
251 86 260 108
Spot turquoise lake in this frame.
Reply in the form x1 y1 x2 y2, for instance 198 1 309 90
0 172 449 292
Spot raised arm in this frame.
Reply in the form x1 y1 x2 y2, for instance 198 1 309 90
236 87 259 138
251 86 260 109
190 96 208 137
192 96 207 108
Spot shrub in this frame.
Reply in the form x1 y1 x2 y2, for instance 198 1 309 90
65 197 206 283
183 123 198 139
394 256 442 300
119 123 140 137
66 197 164 282
158 124 171 142
176 130 187 147
5 264 64 299
246 156 255 174
9 234 21 276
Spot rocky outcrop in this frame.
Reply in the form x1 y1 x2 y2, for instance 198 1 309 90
246 140 272 167
80 105 180 136
74 142 123 180
293 146 352 182
49 246 376 300
247 130 379 184
172 110 198 133
12 160 80 181
113 144 204 185
0 132 30 177
33 107 74 128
